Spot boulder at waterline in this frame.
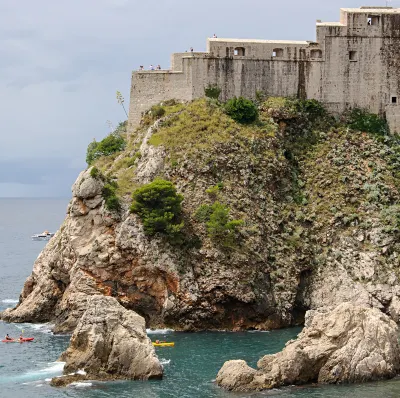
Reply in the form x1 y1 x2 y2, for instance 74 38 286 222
216 303 400 391
50 373 88 387
59 295 163 381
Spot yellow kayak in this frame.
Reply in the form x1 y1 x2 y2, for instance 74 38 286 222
152 342 175 347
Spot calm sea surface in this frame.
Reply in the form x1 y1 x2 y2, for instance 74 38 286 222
1 198 400 397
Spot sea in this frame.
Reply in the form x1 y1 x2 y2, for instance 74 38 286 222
1 198 400 398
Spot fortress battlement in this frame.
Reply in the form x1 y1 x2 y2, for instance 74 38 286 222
128 7 400 132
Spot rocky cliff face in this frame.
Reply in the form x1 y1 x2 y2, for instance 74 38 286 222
2 98 400 332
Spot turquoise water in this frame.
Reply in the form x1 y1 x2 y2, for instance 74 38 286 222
2 199 400 397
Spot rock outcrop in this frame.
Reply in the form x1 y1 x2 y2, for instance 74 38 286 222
58 295 163 381
50 373 88 387
216 303 400 391
2 98 400 333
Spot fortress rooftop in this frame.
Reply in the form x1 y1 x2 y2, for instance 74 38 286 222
341 7 399 13
209 38 309 45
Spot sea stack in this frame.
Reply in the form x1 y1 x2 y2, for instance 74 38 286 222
56 295 163 383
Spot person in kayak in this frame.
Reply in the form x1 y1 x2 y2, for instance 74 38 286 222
18 334 24 342
5 334 12 341
155 340 166 344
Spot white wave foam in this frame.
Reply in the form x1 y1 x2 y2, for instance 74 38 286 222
70 382 93 388
247 330 270 333
11 362 65 384
1 299 18 304
146 328 173 334
160 359 171 365
76 369 87 375
39 362 65 374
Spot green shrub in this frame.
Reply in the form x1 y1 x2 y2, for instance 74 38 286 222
195 204 213 222
204 84 221 100
207 202 243 247
102 181 121 212
196 201 243 247
130 179 184 239
206 182 223 197
295 99 326 120
90 166 101 179
346 108 389 136
225 97 258 124
86 133 126 165
150 105 166 118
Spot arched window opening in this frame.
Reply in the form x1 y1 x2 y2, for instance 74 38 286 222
272 48 284 58
234 47 245 56
310 49 322 59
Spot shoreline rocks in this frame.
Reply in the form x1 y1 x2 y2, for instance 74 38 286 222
58 295 163 381
50 373 88 387
216 303 400 391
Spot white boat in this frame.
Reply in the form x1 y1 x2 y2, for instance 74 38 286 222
31 230 54 241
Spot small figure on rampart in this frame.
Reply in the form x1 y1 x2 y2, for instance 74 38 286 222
190 47 193 52
213 33 217 38
149 64 154 70
156 65 161 70
139 65 144 70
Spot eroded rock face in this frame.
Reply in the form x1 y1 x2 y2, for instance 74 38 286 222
216 303 400 391
59 295 163 380
3 104 400 333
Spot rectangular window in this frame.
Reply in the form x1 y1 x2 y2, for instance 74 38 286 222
349 51 357 61
367 15 380 26
392 96 397 104
272 48 283 58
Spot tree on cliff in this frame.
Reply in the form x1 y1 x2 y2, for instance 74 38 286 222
130 179 184 240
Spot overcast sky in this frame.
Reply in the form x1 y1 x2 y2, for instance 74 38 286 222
0 0 392 197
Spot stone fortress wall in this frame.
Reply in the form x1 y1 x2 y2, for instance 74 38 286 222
128 7 400 133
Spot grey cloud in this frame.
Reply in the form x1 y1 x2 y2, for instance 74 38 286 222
0 158 82 185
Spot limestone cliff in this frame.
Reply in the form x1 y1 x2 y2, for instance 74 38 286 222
2 98 400 332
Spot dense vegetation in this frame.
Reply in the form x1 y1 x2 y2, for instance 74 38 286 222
224 96 258 124
86 121 127 165
130 179 184 241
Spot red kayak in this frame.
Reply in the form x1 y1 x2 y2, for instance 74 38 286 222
1 338 34 343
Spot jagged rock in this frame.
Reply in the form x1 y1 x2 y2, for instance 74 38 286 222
59 295 163 381
216 303 400 391
389 296 400 323
50 373 87 387
72 168 103 199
